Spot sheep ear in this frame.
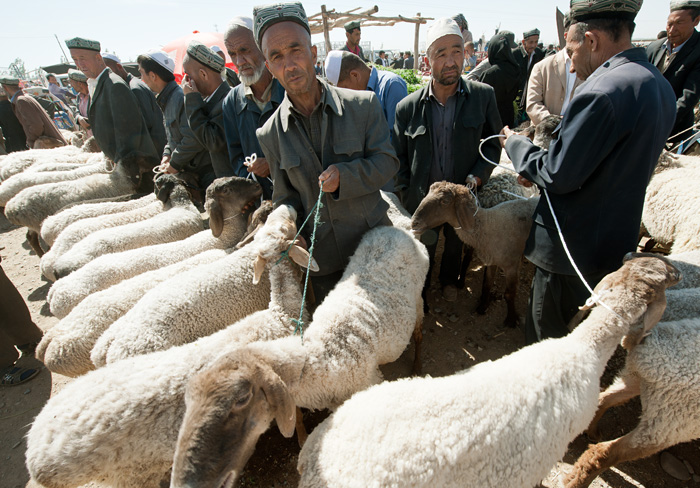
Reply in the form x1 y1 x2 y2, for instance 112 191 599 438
236 224 261 249
259 369 296 439
288 245 320 272
208 198 224 238
253 256 267 284
454 193 475 230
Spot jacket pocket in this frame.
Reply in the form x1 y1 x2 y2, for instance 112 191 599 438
334 139 363 156
279 153 301 171
458 110 485 129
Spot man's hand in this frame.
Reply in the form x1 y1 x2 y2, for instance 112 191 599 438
517 175 534 187
500 126 515 148
161 155 171 165
77 116 90 130
181 75 198 95
163 162 179 174
319 165 340 193
245 156 270 178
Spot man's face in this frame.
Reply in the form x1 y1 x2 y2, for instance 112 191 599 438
667 9 700 49
464 44 475 57
138 65 159 92
346 28 361 46
47 75 57 84
428 34 464 86
225 28 267 86
522 35 540 54
262 22 317 97
70 49 103 79
182 57 206 88
68 78 88 94
566 25 594 81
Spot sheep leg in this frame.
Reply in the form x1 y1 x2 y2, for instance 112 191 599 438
476 265 497 315
26 229 45 257
503 266 520 328
563 432 667 488
296 407 308 448
412 318 423 376
586 375 640 441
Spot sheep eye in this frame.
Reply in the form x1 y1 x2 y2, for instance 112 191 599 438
440 196 452 205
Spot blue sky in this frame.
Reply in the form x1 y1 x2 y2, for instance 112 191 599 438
1 0 668 73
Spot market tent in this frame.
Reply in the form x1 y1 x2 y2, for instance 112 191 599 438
161 31 234 82
40 63 77 75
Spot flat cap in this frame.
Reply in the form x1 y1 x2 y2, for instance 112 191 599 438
65 37 101 52
523 28 540 38
68 69 88 83
671 0 700 11
426 18 463 51
0 76 20 86
186 40 225 72
570 0 643 22
253 2 310 47
344 20 361 32
451 13 468 31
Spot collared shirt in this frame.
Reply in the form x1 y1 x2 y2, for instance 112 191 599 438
289 82 326 163
366 66 408 138
427 81 460 184
10 89 22 104
244 80 273 112
656 37 689 71
87 68 109 99
345 43 361 56
49 82 70 104
562 50 578 115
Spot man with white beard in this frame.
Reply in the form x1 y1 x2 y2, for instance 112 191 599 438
221 15 285 199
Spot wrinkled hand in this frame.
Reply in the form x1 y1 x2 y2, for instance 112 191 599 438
319 165 340 193
245 156 270 178
517 175 534 187
181 75 198 95
500 126 515 148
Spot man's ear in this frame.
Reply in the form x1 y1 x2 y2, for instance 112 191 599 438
311 44 318 64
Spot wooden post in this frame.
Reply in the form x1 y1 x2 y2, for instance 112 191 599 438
321 5 332 55
413 13 420 72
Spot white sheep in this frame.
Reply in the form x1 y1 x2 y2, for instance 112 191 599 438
295 254 680 488
50 175 203 279
26 206 313 488
46 176 263 318
412 181 538 327
563 316 700 487
666 250 700 289
169 224 430 487
0 144 86 181
40 193 157 246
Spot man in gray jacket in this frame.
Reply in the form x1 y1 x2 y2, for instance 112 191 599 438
254 2 398 300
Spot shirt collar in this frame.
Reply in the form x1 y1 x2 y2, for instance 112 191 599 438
10 89 24 103
280 77 342 131
665 38 688 54
426 78 464 103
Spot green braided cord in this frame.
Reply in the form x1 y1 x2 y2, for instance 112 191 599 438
276 194 322 265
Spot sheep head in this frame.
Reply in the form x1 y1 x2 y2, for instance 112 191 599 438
80 136 101 153
171 350 296 488
533 114 562 149
411 181 476 237
579 253 681 348
119 153 159 187
237 201 274 249
205 177 263 238
153 173 193 206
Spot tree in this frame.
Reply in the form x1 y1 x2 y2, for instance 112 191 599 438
9 58 26 79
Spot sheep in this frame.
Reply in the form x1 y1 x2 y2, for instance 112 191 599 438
294 254 680 488
169 224 430 488
0 144 88 181
661 287 700 321
40 193 158 246
381 189 412 231
3 153 156 256
26 206 315 488
563 316 700 488
89 197 290 365
666 250 700 289
412 181 539 327
50 174 203 279
45 176 262 318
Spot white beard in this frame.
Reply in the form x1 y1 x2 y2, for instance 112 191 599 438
239 63 267 86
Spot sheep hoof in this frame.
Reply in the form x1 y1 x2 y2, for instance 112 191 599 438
503 315 520 329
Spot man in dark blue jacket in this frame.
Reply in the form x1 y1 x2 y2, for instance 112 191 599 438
502 0 676 343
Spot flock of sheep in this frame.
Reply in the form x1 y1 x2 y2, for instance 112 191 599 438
0 120 698 487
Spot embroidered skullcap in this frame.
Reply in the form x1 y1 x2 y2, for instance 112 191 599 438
451 14 469 31
229 15 254 31
523 28 540 39
324 50 345 85
65 37 101 52
671 0 700 11
426 18 464 51
102 53 121 63
0 76 20 86
253 2 310 47
570 0 643 21
68 69 88 83
186 40 225 72
144 50 175 73
344 20 361 32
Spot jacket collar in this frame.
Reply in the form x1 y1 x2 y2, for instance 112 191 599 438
205 81 230 107
156 80 179 111
582 47 646 87
279 76 342 131
234 77 285 115
666 29 700 73
89 68 112 108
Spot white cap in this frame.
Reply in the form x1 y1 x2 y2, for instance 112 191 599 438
324 50 344 85
101 52 121 63
210 45 224 55
426 18 463 51
145 49 175 73
229 15 253 31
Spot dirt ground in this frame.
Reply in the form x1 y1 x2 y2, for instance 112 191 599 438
1 210 699 488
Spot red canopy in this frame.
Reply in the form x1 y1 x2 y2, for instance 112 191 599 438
161 31 235 83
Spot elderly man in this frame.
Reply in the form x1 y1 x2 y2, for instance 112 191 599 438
66 37 158 166
46 73 74 104
102 53 166 156
210 45 241 88
254 2 398 300
0 87 27 153
526 15 583 125
0 77 66 149
340 20 367 61
647 0 700 144
502 0 676 343
67 69 93 138
513 28 546 117
181 41 232 184
221 16 284 200
393 18 502 303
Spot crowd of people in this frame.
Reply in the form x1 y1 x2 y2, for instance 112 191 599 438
0 0 694 386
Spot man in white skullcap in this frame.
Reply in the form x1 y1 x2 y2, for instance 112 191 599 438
210 45 241 87
393 17 502 306
221 14 284 200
